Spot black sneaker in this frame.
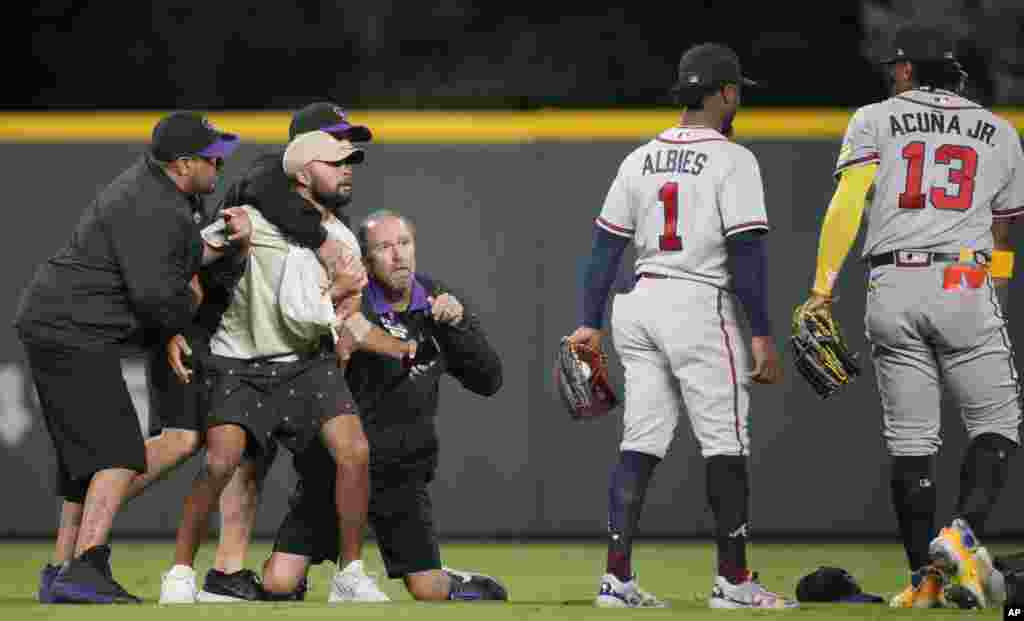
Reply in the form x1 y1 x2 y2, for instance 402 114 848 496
445 567 509 601
197 569 265 602
50 545 142 604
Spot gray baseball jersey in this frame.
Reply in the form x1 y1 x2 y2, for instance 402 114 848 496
597 125 769 289
839 88 1024 455
836 87 1024 256
599 125 767 458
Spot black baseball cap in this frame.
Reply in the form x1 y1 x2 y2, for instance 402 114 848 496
796 567 884 604
150 111 239 162
672 43 757 93
881 26 959 64
289 102 372 142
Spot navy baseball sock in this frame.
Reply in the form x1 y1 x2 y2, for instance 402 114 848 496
706 455 750 584
606 451 660 582
955 433 1017 537
890 455 936 572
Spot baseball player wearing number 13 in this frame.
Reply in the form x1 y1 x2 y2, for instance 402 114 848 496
800 26 1024 609
567 43 795 610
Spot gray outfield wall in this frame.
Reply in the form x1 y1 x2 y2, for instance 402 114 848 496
1 140 1021 538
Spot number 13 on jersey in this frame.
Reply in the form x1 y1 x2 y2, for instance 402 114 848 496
899 141 978 211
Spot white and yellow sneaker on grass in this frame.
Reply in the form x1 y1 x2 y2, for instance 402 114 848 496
889 567 946 608
929 518 986 608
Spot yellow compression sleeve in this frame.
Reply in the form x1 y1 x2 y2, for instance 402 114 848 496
811 163 878 297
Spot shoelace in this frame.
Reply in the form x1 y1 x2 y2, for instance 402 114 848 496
357 571 383 592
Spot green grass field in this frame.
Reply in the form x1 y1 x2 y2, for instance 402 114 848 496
1 540 1018 619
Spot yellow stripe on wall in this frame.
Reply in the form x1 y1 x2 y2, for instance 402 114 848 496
1 108 1021 143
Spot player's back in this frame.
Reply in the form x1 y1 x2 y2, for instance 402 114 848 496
838 88 1024 257
596 126 768 290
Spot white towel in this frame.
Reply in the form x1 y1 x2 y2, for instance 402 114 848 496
279 246 338 342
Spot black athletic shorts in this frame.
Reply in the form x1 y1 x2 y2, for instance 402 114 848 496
202 351 357 458
146 344 206 435
273 445 441 579
22 341 147 501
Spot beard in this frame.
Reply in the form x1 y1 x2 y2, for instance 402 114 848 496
195 174 217 195
312 183 352 216
387 266 413 291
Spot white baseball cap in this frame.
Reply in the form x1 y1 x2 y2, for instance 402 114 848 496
283 130 364 178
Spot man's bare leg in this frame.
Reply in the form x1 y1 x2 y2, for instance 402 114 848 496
262 552 311 596
405 570 452 601
54 500 83 564
212 457 267 573
125 430 201 500
172 425 247 568
320 415 370 567
74 468 135 556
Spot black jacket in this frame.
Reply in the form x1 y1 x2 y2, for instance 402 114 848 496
221 149 331 248
15 154 204 351
292 273 502 482
344 273 502 475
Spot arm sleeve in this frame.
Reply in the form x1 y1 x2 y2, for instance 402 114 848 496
811 163 877 296
231 157 328 249
428 283 503 396
106 198 197 336
991 129 1024 219
719 147 770 236
436 313 503 397
580 225 630 329
834 106 880 178
726 231 771 337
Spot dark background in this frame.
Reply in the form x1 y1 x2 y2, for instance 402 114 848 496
4 1 1023 538
1 140 1022 538
18 2 1024 110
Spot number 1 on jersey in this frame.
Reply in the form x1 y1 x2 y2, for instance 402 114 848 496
658 181 682 251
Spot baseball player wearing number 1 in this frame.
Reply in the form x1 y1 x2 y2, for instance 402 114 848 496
567 43 795 610
800 26 1023 609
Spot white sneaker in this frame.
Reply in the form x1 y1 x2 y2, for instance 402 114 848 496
328 560 390 603
159 564 197 604
594 573 667 608
709 574 799 609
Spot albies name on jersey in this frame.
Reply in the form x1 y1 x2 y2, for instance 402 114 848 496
641 148 709 176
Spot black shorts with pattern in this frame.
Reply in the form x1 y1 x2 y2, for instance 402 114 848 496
202 351 357 457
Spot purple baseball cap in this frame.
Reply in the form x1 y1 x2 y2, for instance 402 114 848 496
150 111 240 161
289 102 372 142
